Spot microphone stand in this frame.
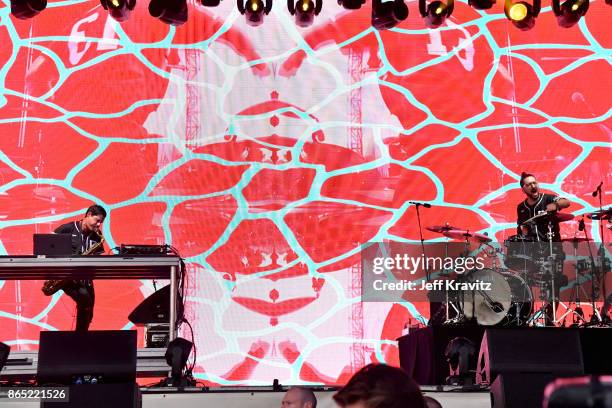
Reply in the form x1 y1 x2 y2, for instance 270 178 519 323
414 203 430 282
594 183 610 325
581 218 601 325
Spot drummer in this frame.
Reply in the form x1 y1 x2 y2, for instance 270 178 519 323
517 172 571 242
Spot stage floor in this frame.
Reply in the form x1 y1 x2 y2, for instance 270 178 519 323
0 387 491 408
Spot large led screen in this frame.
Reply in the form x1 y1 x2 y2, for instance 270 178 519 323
0 0 610 385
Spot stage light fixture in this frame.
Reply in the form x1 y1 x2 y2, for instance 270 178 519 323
445 337 476 386
100 0 136 22
468 0 494 9
164 337 195 387
372 0 408 30
149 0 188 25
238 0 272 26
419 0 453 28
288 0 322 27
337 0 365 9
504 0 539 30
552 0 588 27
10 0 47 19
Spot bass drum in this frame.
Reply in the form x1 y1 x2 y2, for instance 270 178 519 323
458 269 533 326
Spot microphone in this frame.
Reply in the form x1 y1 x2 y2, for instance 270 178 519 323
592 181 603 197
578 218 585 231
410 201 431 208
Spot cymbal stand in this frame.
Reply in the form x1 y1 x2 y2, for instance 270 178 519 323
579 217 603 325
557 235 589 326
528 221 557 326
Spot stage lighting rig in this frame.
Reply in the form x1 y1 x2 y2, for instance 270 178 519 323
10 0 46 19
468 0 494 9
238 0 272 26
149 0 188 25
288 0 322 27
338 0 365 9
372 0 408 30
504 0 539 30
419 0 453 28
552 0 588 27
100 0 136 22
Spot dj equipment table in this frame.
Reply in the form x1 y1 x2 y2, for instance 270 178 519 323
0 256 181 340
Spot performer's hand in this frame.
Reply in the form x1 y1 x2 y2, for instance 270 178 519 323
545 203 558 212
520 225 529 236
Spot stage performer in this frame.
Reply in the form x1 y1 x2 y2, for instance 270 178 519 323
52 204 107 331
517 172 570 242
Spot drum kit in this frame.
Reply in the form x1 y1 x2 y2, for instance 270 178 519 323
425 207 612 328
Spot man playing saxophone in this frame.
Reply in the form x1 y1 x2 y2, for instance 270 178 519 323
50 204 107 331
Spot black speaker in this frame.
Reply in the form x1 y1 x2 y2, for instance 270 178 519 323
477 328 584 385
41 383 142 408
37 330 137 385
491 373 558 408
579 328 612 375
128 285 183 324
0 342 9 371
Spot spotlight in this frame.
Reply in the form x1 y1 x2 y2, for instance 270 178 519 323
372 0 408 30
468 0 494 9
288 0 322 27
419 0 453 27
505 0 539 30
337 0 365 9
149 0 188 25
10 0 47 19
552 0 588 27
0 342 9 371
164 337 195 387
238 0 272 26
100 0 136 22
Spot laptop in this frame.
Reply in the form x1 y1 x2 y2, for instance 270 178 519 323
33 233 73 256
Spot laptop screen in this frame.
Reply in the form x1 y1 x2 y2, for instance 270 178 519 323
33 234 73 256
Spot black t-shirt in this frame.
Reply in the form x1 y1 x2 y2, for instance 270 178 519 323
516 193 562 242
54 221 104 255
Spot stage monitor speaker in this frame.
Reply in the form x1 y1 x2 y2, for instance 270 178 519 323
0 342 9 371
37 330 137 385
491 373 558 408
128 285 183 325
477 328 584 385
41 383 142 408
579 329 612 375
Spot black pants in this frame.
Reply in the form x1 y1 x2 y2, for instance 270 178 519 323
64 280 95 331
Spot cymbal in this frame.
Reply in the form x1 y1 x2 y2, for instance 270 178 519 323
426 224 457 233
442 229 492 243
561 237 592 243
587 208 612 221
522 211 574 225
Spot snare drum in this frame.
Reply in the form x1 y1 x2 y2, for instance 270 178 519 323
458 268 533 326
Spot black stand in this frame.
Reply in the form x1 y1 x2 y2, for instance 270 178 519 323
594 183 610 326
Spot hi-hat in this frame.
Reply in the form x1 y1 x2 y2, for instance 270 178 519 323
522 211 574 225
587 208 612 221
442 229 492 243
